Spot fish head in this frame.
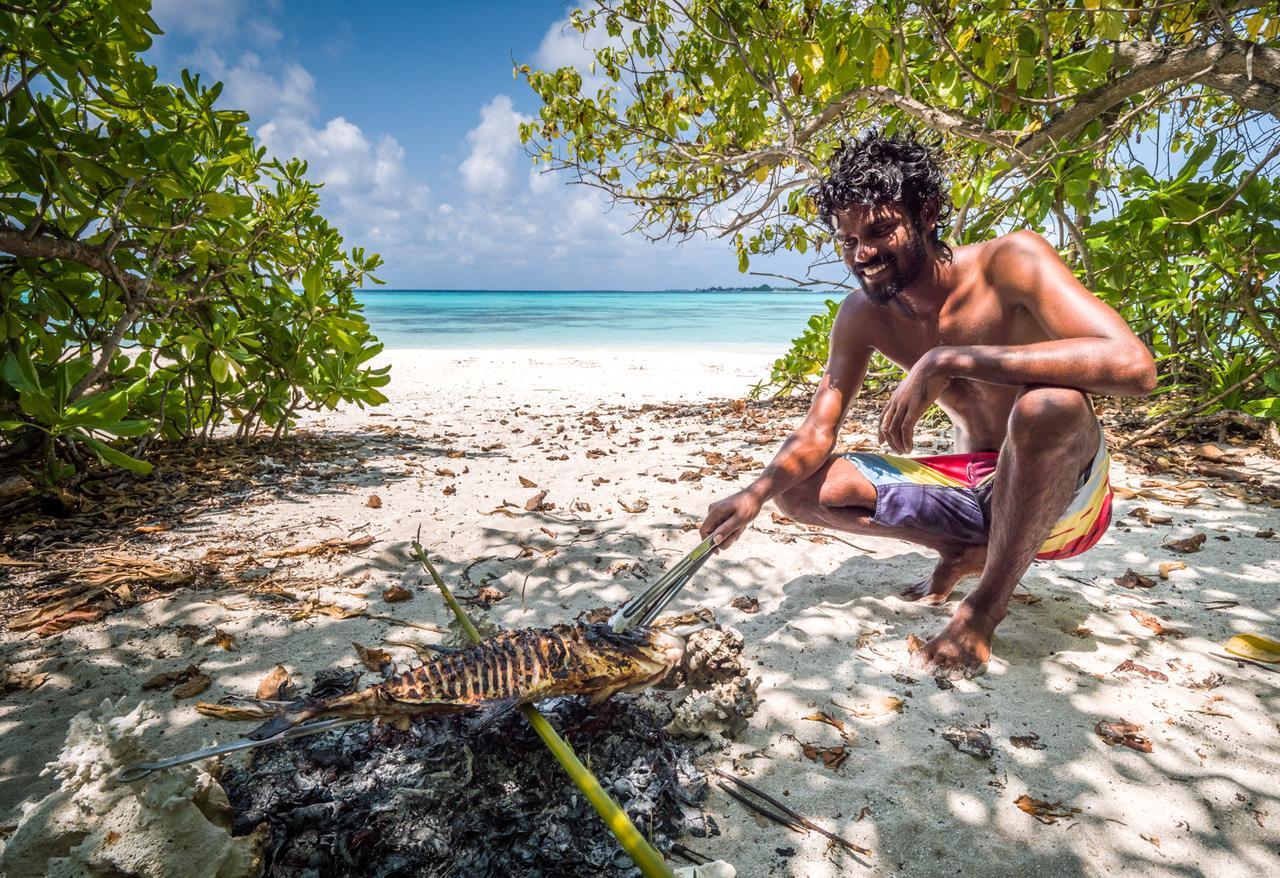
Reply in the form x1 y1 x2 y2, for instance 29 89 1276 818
649 606 715 640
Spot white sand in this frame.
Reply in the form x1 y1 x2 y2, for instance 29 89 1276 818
3 347 1279 876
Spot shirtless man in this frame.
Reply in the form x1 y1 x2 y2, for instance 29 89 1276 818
699 130 1157 679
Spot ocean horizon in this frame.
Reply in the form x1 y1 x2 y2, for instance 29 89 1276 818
355 288 840 352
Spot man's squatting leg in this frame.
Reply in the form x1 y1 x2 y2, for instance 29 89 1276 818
910 386 1099 679
774 457 988 605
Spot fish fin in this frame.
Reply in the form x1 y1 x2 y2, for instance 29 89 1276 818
473 696 521 727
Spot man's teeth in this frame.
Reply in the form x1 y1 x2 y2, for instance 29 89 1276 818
862 263 888 277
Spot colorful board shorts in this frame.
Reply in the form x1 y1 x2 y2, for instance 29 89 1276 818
842 429 1113 561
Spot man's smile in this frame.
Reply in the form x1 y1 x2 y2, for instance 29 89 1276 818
859 261 892 281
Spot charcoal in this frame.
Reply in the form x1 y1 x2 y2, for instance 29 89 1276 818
223 691 713 877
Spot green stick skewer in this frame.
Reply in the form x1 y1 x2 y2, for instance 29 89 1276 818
410 535 675 878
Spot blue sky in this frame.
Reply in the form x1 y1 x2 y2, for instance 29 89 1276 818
145 1 813 290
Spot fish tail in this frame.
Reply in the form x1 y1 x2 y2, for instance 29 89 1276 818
244 689 382 740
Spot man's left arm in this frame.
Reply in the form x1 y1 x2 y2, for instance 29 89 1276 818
931 230 1157 397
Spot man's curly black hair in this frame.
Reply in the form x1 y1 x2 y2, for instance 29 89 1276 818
811 129 954 261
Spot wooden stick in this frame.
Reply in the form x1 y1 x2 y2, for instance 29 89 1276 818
713 768 873 856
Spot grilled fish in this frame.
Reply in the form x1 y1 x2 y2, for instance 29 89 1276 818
246 609 712 740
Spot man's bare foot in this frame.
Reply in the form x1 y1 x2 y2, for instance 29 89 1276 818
898 543 987 605
909 602 998 680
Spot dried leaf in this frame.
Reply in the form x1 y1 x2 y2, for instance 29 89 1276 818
1009 590 1042 605
1131 507 1173 526
619 498 649 514
195 701 273 721
1162 533 1207 554
802 710 847 735
143 664 200 691
942 727 994 759
1112 659 1168 682
1094 719 1152 752
383 585 413 603
34 607 106 636
1009 734 1047 750
462 586 507 608
906 634 925 654
730 595 760 614
1222 633 1280 663
256 665 293 700
265 535 376 558
524 489 549 512
518 475 537 488
572 499 592 512
1193 443 1225 461
592 476 610 486
442 484 456 496
172 673 212 699
366 494 383 509
800 742 848 771
134 523 170 534
211 628 238 651
1115 569 1156 589
1129 609 1181 637
446 449 466 459
353 641 392 671
1015 794 1081 824
837 695 904 719
435 467 456 478
1158 561 1187 579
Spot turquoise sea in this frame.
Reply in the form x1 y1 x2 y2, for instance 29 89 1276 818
355 289 839 352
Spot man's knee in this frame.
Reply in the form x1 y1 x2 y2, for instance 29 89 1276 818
1007 387 1092 447
774 483 814 521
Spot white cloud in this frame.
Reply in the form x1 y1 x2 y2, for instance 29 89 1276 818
151 0 280 44
459 95 531 196
186 48 315 122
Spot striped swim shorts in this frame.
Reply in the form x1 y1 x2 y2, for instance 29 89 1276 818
842 430 1113 561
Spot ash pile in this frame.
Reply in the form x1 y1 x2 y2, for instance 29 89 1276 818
222 668 719 878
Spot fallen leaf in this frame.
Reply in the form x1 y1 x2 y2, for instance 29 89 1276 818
1010 734 1047 750
366 494 382 509
1112 659 1169 682
730 595 760 613
1015 794 1081 824
34 607 106 636
801 742 848 771
1158 561 1187 579
211 628 238 651
525 489 549 512
265 535 376 558
353 641 392 671
592 477 610 485
573 499 592 512
1183 673 1224 691
1115 569 1156 589
519 475 537 488
442 484 456 496
906 634 925 654
446 450 466 459
435 467 456 477
172 673 212 699
383 585 413 602
1094 719 1152 752
1162 533 1206 554
0 667 48 693
1071 626 1093 638
803 710 847 736
1193 443 1225 461
1222 633 1280 663
836 695 904 719
256 665 293 700
1131 507 1174 526
134 523 170 534
1129 609 1181 637
619 498 649 514
942 727 994 758
1256 529 1275 539
143 664 201 691
195 701 273 721
462 586 507 608
1009 590 1042 605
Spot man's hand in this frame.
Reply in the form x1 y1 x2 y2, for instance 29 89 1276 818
879 348 951 454
699 489 765 550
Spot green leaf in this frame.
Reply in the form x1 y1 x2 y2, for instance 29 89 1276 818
77 434 153 474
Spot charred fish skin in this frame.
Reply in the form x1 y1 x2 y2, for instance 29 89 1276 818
245 620 699 740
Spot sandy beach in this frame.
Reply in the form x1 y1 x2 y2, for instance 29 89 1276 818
3 347 1279 876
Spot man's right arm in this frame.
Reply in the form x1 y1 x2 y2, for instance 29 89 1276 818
700 298 873 548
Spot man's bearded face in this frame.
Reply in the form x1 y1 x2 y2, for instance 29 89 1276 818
833 204 930 305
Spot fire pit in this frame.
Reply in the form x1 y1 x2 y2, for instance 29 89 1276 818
222 668 718 877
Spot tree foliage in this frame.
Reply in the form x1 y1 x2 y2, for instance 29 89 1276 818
0 0 388 479
521 1 1280 413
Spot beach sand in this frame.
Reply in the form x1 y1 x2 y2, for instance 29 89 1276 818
2 347 1279 876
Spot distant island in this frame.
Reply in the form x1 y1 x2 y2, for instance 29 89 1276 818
691 284 816 292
